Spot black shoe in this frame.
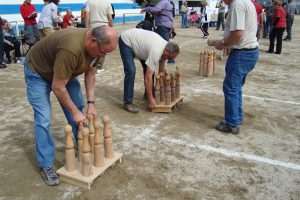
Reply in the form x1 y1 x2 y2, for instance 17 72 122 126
123 103 139 113
275 52 281 54
283 38 291 41
0 63 7 69
215 121 240 135
40 166 60 186
266 50 273 54
6 59 12 64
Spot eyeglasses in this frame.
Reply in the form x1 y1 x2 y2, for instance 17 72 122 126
96 42 111 56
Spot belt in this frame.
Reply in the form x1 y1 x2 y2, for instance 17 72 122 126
231 47 258 51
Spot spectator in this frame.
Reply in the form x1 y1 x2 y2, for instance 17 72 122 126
62 9 76 28
263 0 275 38
119 28 179 113
2 20 22 64
0 16 7 69
252 0 263 40
216 0 225 31
20 0 40 45
213 0 259 134
85 0 114 73
199 1 210 39
23 26 117 186
283 0 297 41
181 1 189 28
266 0 286 54
144 0 154 25
37 0 60 39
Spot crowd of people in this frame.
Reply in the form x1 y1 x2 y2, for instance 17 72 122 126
0 0 297 187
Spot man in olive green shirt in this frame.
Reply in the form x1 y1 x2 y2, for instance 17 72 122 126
24 26 117 186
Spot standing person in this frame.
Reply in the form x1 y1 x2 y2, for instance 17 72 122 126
119 28 179 113
199 1 209 39
23 26 117 186
266 0 286 54
213 0 259 134
62 9 75 28
283 0 297 41
0 16 7 69
144 0 155 25
216 0 225 31
252 0 263 40
85 0 114 73
263 0 275 38
20 0 40 45
37 0 60 39
181 1 189 28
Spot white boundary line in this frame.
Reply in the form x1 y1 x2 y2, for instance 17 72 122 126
192 89 300 106
142 131 300 171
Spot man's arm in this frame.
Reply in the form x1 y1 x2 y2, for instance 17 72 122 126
107 14 113 27
52 74 85 124
214 30 244 50
142 0 165 14
84 66 97 118
159 59 167 73
145 68 156 108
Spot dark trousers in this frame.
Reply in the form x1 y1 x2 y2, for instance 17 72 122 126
154 25 171 42
200 22 209 36
0 30 4 64
216 13 225 30
264 16 273 37
268 27 285 54
285 15 294 40
4 41 21 61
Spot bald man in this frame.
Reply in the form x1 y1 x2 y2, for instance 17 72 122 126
24 26 117 186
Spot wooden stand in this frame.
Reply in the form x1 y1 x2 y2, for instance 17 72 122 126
57 152 122 190
151 95 184 113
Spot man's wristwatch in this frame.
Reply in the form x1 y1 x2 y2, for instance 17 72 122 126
87 101 95 104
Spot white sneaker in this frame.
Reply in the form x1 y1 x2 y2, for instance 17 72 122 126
96 67 104 74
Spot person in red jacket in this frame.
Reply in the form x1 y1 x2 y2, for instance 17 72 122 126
62 9 76 29
252 0 263 40
20 0 40 45
266 0 286 54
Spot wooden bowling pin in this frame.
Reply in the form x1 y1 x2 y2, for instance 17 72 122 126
207 51 213 77
88 115 95 154
213 50 216 75
165 74 171 105
175 66 181 98
159 72 165 102
82 127 92 177
94 120 105 167
102 116 115 159
77 124 83 162
199 52 204 76
203 51 208 76
170 73 176 102
65 125 76 171
155 75 160 105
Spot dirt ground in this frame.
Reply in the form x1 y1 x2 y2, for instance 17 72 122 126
0 17 299 200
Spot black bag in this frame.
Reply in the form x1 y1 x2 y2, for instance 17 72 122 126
136 20 154 31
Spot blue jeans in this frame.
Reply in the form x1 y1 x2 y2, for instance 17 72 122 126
0 29 4 64
24 24 40 44
223 48 259 127
155 25 171 42
24 58 84 168
181 13 188 28
264 16 273 37
119 37 136 104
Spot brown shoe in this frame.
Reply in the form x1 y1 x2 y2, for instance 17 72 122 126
123 103 139 113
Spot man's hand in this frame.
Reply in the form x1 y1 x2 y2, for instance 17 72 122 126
86 103 97 120
148 97 156 109
141 9 146 14
214 40 225 50
73 110 86 124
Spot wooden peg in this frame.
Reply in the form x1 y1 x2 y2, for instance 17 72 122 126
82 127 92 177
165 74 171 105
65 125 76 172
207 51 213 77
203 51 208 77
159 72 165 102
170 73 176 102
77 124 83 162
199 52 204 76
175 67 181 98
94 120 105 167
155 75 160 105
102 116 115 159
213 50 216 75
88 115 95 154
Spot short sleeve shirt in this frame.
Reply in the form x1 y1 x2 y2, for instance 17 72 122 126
27 28 92 82
224 0 258 49
85 0 113 29
120 28 168 71
37 2 58 29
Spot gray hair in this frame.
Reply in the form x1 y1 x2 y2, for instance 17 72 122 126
166 42 180 54
92 26 110 45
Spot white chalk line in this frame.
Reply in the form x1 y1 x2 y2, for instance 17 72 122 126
141 131 300 171
192 89 300 106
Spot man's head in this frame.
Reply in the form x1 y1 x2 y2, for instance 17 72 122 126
25 0 32 4
85 26 118 58
161 42 180 60
66 9 72 15
223 0 232 5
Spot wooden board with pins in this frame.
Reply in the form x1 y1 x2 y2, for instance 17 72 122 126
56 115 122 190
